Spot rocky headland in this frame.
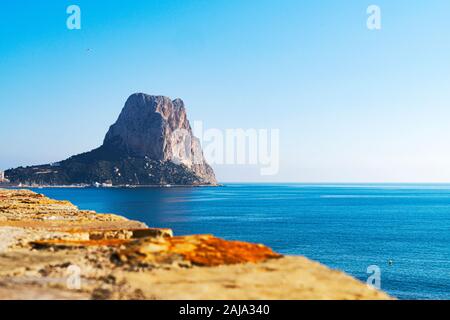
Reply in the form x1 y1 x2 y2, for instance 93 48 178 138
5 93 217 186
0 188 391 300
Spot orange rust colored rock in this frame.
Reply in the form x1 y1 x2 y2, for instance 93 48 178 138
115 234 283 267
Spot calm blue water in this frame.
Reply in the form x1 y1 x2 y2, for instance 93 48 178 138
30 184 450 300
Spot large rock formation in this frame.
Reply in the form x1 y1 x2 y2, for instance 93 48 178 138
5 93 217 186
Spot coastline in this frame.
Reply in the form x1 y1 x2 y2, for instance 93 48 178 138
1 183 222 189
0 188 391 300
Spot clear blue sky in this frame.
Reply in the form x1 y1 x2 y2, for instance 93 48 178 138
1 0 450 182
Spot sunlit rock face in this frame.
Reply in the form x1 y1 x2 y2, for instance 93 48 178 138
5 93 217 186
103 93 214 180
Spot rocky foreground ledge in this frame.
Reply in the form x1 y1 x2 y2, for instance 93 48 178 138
0 189 391 300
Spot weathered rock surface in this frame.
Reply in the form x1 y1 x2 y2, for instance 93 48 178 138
5 93 217 186
0 188 392 300
113 235 282 267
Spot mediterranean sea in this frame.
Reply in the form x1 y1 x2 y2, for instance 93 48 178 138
31 184 450 300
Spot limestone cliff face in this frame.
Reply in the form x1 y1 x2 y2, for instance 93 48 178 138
103 93 215 182
5 93 217 186
104 94 187 160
